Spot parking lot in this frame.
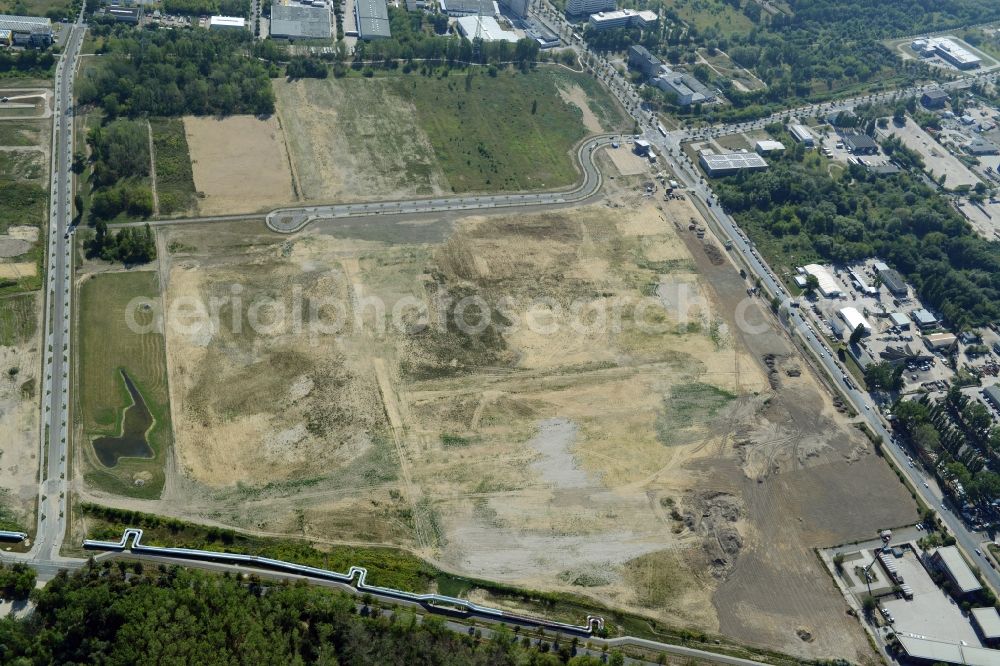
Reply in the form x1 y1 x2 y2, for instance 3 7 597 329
879 117 982 189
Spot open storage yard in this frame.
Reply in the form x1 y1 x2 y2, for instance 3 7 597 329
880 117 981 189
72 171 919 659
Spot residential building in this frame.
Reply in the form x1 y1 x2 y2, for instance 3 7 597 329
698 151 768 177
842 132 878 155
627 45 661 77
209 15 246 30
788 123 815 147
355 0 390 39
270 3 332 39
564 0 614 17
455 15 519 42
921 88 950 108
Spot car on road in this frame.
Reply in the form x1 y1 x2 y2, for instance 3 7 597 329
977 549 982 557
923 481 929 488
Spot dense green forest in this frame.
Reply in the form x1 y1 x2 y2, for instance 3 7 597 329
77 25 274 118
712 147 1000 328
0 561 623 665
85 120 154 221
0 49 56 78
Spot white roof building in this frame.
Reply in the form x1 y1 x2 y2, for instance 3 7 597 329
933 545 982 594
754 140 785 153
972 607 1000 641
839 307 871 335
455 15 519 43
802 264 841 298
897 633 1000 666
209 15 246 30
789 123 814 146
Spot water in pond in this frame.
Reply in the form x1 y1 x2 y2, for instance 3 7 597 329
92 370 154 467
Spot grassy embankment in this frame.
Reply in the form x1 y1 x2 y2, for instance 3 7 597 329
150 118 197 215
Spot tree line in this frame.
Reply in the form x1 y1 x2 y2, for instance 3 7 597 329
0 560 628 665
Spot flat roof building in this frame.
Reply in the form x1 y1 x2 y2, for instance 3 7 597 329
921 88 950 108
924 332 958 349
588 8 657 30
839 306 871 336
209 15 246 30
912 308 938 329
699 151 768 177
455 15 518 42
754 139 785 153
842 132 878 155
920 37 982 70
789 123 815 146
270 3 332 39
653 71 715 106
355 0 390 39
889 312 911 329
500 0 529 17
896 633 1000 666
802 263 841 298
0 14 52 35
627 44 661 77
932 545 982 595
972 607 1000 644
441 0 497 16
984 384 1000 411
879 268 908 297
564 0 613 17
523 20 559 48
967 136 999 156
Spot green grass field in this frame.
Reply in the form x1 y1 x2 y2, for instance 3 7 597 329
79 271 171 499
0 121 43 147
0 293 36 346
150 118 197 215
659 0 754 38
394 67 629 192
0 153 46 235
0 0 75 19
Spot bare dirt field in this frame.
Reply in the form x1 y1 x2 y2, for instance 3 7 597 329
881 117 981 189
184 115 296 215
78 172 917 661
606 146 651 176
0 293 40 535
274 77 450 203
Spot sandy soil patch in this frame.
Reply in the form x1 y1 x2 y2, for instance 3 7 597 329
184 115 295 215
606 147 651 176
0 263 36 279
557 83 604 134
274 78 449 203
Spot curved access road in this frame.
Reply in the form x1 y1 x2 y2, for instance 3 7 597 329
265 133 618 234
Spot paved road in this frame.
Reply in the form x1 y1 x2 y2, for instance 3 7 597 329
265 134 614 233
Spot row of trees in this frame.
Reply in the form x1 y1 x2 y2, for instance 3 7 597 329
87 222 157 265
712 145 1000 328
77 25 275 118
0 561 625 665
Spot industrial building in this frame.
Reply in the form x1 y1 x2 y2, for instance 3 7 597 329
879 268 908 297
500 0 529 17
209 15 246 30
698 151 768 177
106 6 141 23
802 264 841 298
441 0 497 16
0 14 52 45
921 88 950 109
842 132 878 155
788 123 815 147
627 45 661 77
912 308 938 329
564 0 614 17
913 37 982 70
984 384 1000 411
895 633 1000 666
455 15 518 42
270 3 332 39
966 136 999 156
972 607 1000 645
523 20 559 48
889 312 911 329
587 8 656 30
652 71 714 106
839 306 871 336
931 545 982 596
754 139 785 154
355 0 390 39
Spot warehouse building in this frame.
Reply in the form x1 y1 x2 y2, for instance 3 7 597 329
802 264 841 298
889 312 911 329
842 132 878 155
564 0 613 17
209 15 246 30
270 3 332 39
966 136 999 156
788 123 815 147
879 268 908 297
441 0 497 16
921 88 950 109
896 633 1000 666
972 607 1000 646
355 0 390 39
455 15 518 42
653 71 714 106
754 139 785 154
914 37 982 70
912 308 938 329
839 306 871 336
0 14 52 45
627 45 661 77
588 8 656 30
932 545 982 596
699 151 768 177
